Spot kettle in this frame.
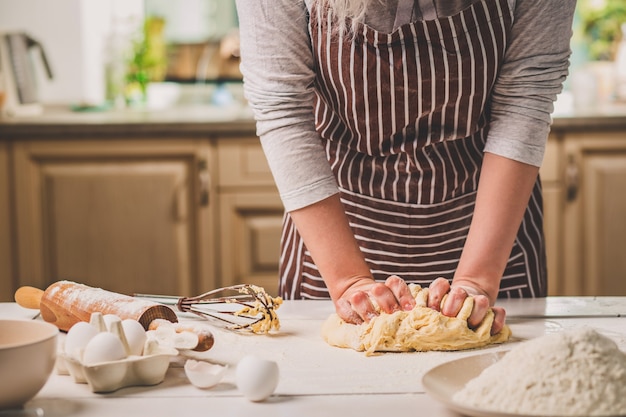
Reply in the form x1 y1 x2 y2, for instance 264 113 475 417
0 31 53 117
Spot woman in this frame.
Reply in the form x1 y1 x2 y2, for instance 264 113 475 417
235 0 576 333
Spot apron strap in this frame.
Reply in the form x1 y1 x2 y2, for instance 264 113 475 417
417 0 438 20
393 0 439 29
393 0 416 29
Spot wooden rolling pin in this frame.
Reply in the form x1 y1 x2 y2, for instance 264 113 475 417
15 281 214 352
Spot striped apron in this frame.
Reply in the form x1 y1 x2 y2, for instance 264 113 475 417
279 0 547 300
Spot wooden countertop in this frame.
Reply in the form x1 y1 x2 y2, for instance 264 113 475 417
0 104 257 138
2 98 626 139
551 100 626 133
1 298 625 417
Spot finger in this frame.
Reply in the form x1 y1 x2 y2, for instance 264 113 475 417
384 276 415 311
467 295 490 328
490 306 507 335
441 286 468 317
349 290 378 322
427 277 450 311
335 298 363 325
369 282 400 314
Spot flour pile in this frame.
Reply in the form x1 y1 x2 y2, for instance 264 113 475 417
453 328 626 416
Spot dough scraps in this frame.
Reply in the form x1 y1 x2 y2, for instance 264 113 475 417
321 284 511 355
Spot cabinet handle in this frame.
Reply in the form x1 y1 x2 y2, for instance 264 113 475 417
565 155 579 202
198 159 210 206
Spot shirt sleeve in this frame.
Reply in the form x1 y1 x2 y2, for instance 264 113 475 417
236 0 339 212
484 0 576 167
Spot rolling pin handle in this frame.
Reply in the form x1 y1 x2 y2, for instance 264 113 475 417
14 286 45 310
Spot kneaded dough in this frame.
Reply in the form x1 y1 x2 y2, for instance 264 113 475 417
321 284 511 355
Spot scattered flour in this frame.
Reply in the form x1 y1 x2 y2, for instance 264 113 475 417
453 328 626 416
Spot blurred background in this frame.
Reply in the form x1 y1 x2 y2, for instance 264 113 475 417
1 0 625 302
1 0 625 110
0 0 240 110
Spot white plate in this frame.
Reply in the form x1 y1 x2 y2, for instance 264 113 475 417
422 351 510 417
422 351 585 417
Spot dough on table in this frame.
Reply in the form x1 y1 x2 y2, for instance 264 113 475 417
321 284 511 355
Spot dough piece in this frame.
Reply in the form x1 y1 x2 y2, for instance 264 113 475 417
321 284 511 355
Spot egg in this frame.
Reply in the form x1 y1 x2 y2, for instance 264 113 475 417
184 360 227 389
65 322 99 360
236 355 279 402
121 319 147 356
82 332 127 365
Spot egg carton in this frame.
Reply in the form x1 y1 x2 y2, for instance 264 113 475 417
56 313 179 393
58 346 178 393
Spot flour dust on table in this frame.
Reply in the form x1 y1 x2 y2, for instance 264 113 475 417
453 327 626 416
321 284 510 355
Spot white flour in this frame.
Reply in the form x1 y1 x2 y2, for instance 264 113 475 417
453 328 626 416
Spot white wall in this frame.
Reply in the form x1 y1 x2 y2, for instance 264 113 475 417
0 0 143 105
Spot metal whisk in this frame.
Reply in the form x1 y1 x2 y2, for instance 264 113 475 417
135 284 282 334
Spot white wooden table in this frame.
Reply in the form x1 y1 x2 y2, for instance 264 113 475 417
1 297 624 417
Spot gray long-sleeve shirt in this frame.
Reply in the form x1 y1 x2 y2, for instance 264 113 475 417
236 0 576 212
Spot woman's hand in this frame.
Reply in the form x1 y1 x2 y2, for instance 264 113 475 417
334 276 416 324
427 277 506 335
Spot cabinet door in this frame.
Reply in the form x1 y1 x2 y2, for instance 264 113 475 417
219 192 283 296
0 142 13 301
540 136 564 296
217 138 282 296
563 133 626 296
12 139 215 297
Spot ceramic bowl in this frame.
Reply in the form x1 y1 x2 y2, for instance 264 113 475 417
0 319 58 409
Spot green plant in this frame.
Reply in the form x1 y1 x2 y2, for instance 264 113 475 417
578 0 626 61
125 16 167 104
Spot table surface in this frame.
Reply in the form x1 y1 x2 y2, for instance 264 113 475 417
1 297 625 417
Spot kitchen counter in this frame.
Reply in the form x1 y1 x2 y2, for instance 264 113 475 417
1 298 625 417
2 96 626 138
0 104 257 138
551 99 626 132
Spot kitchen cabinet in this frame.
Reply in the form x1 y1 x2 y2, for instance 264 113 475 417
10 139 217 298
541 130 626 296
3 105 626 302
216 138 283 296
0 111 283 303
562 131 626 296
0 141 13 300
540 136 564 296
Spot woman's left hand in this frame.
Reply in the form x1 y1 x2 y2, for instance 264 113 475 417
427 277 506 335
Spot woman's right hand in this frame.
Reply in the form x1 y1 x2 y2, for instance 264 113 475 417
333 275 416 324
427 277 506 335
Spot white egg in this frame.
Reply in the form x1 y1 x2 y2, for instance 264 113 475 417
82 332 127 365
121 319 147 356
65 322 99 360
184 359 228 389
236 355 279 402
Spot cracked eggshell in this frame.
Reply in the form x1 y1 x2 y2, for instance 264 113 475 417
184 360 228 389
147 326 198 350
236 355 279 402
